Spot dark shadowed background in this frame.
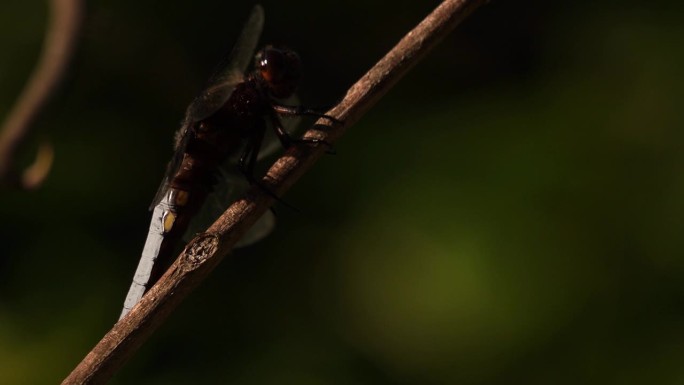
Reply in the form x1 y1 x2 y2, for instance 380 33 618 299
1 0 683 383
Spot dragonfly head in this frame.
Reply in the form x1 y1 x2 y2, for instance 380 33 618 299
255 45 301 99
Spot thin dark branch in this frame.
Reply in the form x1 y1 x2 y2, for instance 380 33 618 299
0 0 83 189
61 0 489 383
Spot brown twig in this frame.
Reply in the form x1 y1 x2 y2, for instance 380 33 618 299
0 0 83 189
61 0 489 383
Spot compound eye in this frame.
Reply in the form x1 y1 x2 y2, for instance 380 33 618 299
256 46 301 98
258 49 285 83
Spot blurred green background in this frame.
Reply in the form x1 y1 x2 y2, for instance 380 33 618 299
2 0 684 383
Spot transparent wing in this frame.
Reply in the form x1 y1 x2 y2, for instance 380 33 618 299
182 101 305 246
149 5 265 209
183 169 276 248
184 4 265 123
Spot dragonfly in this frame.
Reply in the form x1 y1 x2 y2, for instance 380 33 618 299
119 5 335 320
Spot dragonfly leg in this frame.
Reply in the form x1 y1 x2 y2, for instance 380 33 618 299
271 103 343 125
268 108 336 154
237 165 299 212
237 121 299 211
237 120 265 180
